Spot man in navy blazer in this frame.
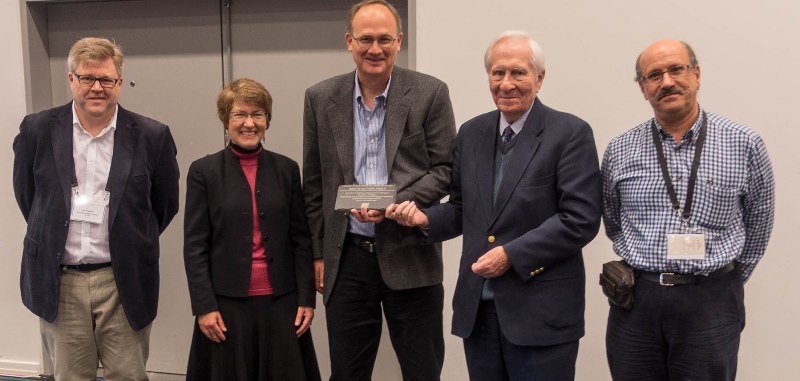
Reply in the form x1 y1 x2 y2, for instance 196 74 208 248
388 31 602 380
12 37 179 380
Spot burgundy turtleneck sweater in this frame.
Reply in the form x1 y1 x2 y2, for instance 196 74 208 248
230 143 273 296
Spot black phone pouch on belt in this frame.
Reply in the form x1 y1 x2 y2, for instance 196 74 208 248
599 261 635 310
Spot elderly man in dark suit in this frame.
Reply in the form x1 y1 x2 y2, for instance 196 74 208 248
302 1 456 379
387 31 602 380
12 37 179 380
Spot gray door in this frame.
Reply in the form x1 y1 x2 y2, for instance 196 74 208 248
44 0 223 374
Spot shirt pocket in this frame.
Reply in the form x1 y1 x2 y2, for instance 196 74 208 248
692 177 742 230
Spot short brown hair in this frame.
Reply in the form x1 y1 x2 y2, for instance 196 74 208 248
216 78 273 128
345 0 402 35
68 37 124 76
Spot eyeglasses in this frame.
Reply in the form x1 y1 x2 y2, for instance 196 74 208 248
72 73 121 88
230 111 268 122
351 34 398 49
638 64 696 86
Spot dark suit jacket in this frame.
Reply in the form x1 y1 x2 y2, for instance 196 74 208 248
183 146 315 316
12 102 180 331
302 67 456 303
425 99 602 346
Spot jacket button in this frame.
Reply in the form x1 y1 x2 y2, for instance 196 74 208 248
56 252 62 259
267 258 274 263
256 189 263 196
64 220 69 227
487 235 495 243
262 234 268 242
259 212 265 219
529 271 536 277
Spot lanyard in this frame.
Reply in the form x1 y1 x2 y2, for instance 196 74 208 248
651 111 707 222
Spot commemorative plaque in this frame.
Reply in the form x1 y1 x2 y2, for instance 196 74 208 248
334 184 397 211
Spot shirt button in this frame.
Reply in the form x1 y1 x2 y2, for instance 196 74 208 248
488 235 495 243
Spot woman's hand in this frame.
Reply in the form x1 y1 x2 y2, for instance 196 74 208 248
198 311 227 343
295 306 314 336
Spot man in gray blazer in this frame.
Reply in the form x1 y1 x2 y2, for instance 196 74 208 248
12 37 179 380
302 1 456 379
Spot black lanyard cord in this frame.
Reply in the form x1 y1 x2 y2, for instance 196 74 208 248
651 111 707 222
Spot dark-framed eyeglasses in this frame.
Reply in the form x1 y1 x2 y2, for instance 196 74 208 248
230 111 268 122
72 73 121 88
351 34 398 49
637 64 696 86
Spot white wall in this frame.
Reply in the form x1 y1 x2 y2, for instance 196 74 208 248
0 0 42 376
2 0 798 379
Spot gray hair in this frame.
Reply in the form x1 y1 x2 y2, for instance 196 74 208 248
484 31 545 74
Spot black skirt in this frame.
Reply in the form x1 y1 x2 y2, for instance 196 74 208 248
186 293 321 381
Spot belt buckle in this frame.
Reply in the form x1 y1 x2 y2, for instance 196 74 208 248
659 273 675 286
364 240 375 253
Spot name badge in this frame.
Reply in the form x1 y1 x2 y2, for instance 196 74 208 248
70 194 107 224
667 233 706 260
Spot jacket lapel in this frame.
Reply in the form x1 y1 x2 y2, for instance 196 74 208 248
327 73 356 185
384 68 412 173
475 111 500 226
491 99 544 225
107 106 139 229
51 104 75 213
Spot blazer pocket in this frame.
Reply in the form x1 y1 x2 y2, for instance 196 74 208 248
399 130 425 146
518 174 554 188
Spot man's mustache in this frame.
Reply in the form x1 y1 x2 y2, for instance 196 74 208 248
657 86 683 100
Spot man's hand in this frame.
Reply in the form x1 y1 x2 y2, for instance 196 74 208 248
471 246 511 278
294 306 314 336
313 258 324 293
351 205 385 223
197 311 227 343
385 201 429 228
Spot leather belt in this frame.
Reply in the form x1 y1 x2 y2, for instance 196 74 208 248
637 262 735 286
62 262 112 272
345 233 376 254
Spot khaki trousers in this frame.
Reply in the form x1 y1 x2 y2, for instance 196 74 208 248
40 266 151 381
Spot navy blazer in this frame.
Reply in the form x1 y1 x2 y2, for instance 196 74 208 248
183 146 315 316
13 102 180 331
425 99 602 346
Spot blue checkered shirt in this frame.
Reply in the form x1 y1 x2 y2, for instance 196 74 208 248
602 108 775 281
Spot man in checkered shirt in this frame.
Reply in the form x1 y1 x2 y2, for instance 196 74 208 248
602 39 775 380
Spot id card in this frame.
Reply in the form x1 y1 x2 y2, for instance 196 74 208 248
70 194 107 224
667 232 706 260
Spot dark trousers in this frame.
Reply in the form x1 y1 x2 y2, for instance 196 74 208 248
606 267 745 381
464 301 579 381
326 239 444 381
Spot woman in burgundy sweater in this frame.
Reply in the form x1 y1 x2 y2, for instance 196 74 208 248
183 78 319 380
